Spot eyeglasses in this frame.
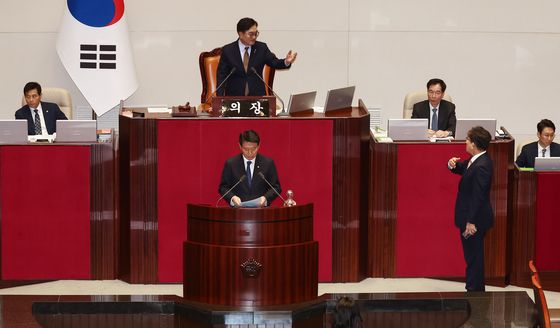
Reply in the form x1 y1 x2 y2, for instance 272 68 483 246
245 31 259 38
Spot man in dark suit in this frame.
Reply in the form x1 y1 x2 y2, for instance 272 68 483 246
448 126 493 292
412 78 456 137
15 82 68 135
516 119 560 168
219 130 281 207
216 17 297 97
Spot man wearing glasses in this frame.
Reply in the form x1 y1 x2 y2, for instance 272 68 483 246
216 17 297 97
411 78 457 138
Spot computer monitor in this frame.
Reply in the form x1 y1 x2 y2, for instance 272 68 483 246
454 119 497 140
56 120 97 143
324 86 355 112
534 157 560 171
287 91 317 114
0 120 28 144
387 119 429 141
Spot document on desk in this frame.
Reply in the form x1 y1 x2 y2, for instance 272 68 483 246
240 198 261 208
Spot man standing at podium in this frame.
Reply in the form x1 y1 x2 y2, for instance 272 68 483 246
448 126 493 292
412 78 456 137
216 17 297 96
219 130 281 207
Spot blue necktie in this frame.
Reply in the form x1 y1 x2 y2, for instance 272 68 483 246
431 108 438 130
246 161 252 187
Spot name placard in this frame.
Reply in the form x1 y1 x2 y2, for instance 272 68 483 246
222 99 270 117
211 96 276 117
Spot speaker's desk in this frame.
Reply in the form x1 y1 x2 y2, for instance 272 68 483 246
119 103 369 283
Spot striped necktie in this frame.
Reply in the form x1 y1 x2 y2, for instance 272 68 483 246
33 109 42 135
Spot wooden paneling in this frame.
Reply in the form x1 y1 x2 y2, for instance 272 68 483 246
119 116 159 283
368 140 398 277
331 101 370 282
90 142 118 279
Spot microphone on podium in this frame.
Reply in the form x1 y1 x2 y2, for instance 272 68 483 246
257 172 286 203
204 67 237 105
215 174 246 207
249 67 287 117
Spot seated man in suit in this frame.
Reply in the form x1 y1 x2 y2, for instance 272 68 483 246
216 17 297 97
411 78 456 138
516 119 560 168
15 82 68 135
218 130 281 207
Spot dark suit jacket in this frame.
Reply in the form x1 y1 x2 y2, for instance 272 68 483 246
216 40 290 96
515 141 560 168
15 102 68 135
411 99 457 135
218 153 281 205
451 153 494 233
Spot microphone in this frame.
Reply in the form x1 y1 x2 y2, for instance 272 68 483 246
205 67 237 104
257 172 286 203
250 67 287 117
215 174 246 206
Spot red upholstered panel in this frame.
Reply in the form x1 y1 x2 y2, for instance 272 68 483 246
157 120 333 282
1 146 91 279
535 173 560 270
396 144 468 277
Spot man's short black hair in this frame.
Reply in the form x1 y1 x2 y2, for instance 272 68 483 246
468 126 491 151
237 17 258 33
427 78 446 93
24 82 42 95
537 119 556 134
239 130 260 145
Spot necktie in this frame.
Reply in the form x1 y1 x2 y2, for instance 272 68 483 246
431 108 438 131
243 47 250 95
246 161 252 187
542 148 547 157
33 109 42 135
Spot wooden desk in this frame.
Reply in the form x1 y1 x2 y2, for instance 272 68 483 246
119 102 370 283
368 136 514 285
0 142 117 281
510 168 560 291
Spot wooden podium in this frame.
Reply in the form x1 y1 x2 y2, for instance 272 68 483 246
183 204 318 306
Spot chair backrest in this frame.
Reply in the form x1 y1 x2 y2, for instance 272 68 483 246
516 138 534 159
402 90 453 119
22 87 73 119
198 47 276 109
532 275 552 328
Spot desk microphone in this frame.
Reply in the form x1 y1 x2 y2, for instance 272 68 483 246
204 67 237 105
250 67 287 117
215 174 246 207
257 172 286 203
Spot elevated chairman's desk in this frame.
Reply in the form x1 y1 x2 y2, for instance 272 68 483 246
119 101 370 283
0 141 117 283
369 133 514 284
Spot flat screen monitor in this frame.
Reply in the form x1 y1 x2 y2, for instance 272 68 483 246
0 120 28 144
534 157 560 171
454 118 497 140
387 119 429 141
56 120 97 143
287 91 317 114
324 86 355 112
